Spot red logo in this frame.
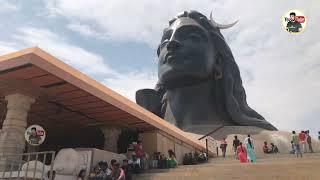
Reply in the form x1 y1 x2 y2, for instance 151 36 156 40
295 16 305 23
37 130 45 136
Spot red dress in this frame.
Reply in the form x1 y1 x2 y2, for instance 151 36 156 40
237 145 247 163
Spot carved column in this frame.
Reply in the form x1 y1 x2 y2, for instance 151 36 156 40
100 126 122 153
0 93 35 169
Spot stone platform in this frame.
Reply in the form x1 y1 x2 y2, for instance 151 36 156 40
133 153 320 180
183 125 320 156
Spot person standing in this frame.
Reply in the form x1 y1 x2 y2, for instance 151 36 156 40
244 135 256 162
233 136 240 159
220 138 228 158
237 142 247 163
298 131 307 153
306 130 313 153
134 140 146 169
270 143 279 154
292 131 302 158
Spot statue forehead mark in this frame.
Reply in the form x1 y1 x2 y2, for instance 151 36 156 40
169 17 207 32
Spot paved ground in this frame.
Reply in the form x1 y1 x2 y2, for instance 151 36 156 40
134 153 320 180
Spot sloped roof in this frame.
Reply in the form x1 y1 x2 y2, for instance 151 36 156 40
0 47 207 152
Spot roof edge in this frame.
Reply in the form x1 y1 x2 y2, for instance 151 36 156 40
0 47 39 62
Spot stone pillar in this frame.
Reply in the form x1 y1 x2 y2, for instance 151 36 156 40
100 126 122 153
0 93 35 169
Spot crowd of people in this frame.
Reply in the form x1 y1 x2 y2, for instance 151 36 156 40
43 130 317 179
87 159 127 180
218 134 279 163
232 135 257 163
149 149 179 169
218 130 316 162
87 140 179 180
291 130 314 158
182 152 207 165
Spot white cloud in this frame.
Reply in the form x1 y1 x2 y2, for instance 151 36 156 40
0 0 19 12
13 27 115 76
0 42 19 54
45 0 218 47
103 71 157 101
67 23 106 39
8 26 157 101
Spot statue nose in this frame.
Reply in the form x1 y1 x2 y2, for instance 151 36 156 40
167 39 182 51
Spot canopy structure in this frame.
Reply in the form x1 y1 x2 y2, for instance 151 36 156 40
0 47 206 152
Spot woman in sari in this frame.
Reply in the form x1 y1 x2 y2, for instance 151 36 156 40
167 149 178 168
244 135 256 162
237 142 247 163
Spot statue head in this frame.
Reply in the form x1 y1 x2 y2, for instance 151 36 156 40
157 10 238 88
155 10 277 130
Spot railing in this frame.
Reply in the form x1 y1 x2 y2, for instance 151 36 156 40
198 125 225 161
0 151 55 180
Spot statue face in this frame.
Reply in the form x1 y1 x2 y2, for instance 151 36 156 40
158 17 215 88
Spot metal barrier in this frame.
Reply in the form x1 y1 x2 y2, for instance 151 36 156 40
198 125 224 161
0 151 55 180
204 137 218 161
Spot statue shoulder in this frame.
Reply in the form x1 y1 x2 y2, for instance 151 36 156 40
135 88 162 117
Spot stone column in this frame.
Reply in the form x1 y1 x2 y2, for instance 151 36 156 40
100 126 122 153
0 93 35 169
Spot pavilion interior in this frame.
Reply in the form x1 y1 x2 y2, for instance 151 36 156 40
0 63 154 154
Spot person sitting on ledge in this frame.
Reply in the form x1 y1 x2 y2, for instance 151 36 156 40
197 152 207 163
89 166 103 180
183 153 190 165
270 143 279 154
122 159 133 180
158 154 167 169
77 169 86 180
111 162 125 180
263 141 271 154
167 149 178 168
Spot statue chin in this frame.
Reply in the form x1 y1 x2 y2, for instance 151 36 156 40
159 68 209 89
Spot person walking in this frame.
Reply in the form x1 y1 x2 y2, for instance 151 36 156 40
298 131 307 153
306 130 313 153
244 135 256 162
237 142 247 163
220 138 228 158
292 131 302 158
233 136 240 159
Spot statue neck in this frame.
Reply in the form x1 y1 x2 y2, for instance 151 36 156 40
164 80 231 128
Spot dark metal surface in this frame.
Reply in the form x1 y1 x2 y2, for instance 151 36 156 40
136 10 277 131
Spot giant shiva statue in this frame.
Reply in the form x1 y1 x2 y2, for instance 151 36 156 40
136 11 277 131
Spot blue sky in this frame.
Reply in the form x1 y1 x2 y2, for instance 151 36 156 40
0 0 319 136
